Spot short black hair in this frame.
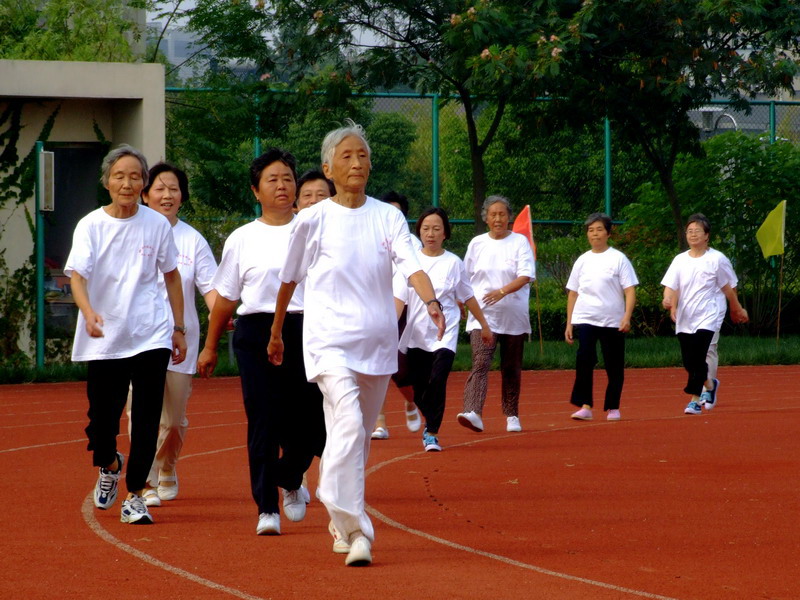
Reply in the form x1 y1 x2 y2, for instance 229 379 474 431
381 190 409 217
416 206 451 240
584 212 612 234
250 148 297 189
686 213 711 234
297 169 335 198
143 163 189 204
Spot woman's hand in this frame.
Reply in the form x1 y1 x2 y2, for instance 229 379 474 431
564 323 573 344
482 288 507 306
618 318 631 333
426 303 446 341
197 347 217 378
480 325 493 345
268 335 284 365
171 331 187 364
84 311 104 337
731 306 749 324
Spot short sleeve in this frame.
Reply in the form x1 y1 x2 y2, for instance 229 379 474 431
390 212 423 280
157 224 179 274
280 213 314 284
618 254 639 289
717 253 738 290
193 234 218 296
515 236 536 280
64 217 93 279
392 268 409 303
661 256 680 289
566 256 583 292
454 259 475 303
213 233 243 302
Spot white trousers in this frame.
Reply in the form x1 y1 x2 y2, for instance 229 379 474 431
706 330 719 383
313 367 390 543
126 371 192 487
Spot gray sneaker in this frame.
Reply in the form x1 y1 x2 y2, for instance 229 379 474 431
94 452 124 510
120 494 153 524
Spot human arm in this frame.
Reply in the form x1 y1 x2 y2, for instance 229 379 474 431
565 290 578 344
394 297 406 320
203 289 218 312
407 270 445 340
662 286 678 322
267 281 298 365
464 296 493 345
482 276 531 306
70 271 104 337
163 268 187 364
619 286 636 333
197 293 237 377
722 284 749 324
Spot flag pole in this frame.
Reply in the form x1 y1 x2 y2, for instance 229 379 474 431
777 252 784 345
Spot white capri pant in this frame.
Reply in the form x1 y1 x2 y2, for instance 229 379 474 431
313 367 390 543
706 329 719 382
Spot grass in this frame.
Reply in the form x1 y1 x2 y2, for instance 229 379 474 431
2 335 799 385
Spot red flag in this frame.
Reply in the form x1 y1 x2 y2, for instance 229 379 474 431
512 204 536 260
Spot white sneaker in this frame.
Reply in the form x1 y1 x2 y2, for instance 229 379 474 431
142 488 162 507
329 520 350 554
457 411 484 432
120 494 154 524
299 485 311 504
94 452 124 510
371 426 389 440
506 416 522 432
405 407 422 432
282 488 306 522
606 409 621 421
345 534 372 566
157 472 178 501
256 512 280 535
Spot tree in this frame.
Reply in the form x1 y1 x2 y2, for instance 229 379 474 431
461 0 800 247
0 0 142 61
185 0 555 232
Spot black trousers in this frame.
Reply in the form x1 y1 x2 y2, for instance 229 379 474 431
677 329 715 396
86 348 171 493
570 324 626 411
234 313 325 515
407 347 455 434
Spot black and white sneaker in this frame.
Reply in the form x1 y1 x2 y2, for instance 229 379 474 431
120 494 154 524
94 452 124 510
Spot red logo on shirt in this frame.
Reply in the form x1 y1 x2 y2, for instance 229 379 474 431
382 238 392 253
139 245 155 257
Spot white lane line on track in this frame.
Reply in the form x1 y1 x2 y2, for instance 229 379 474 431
0 438 85 453
365 427 681 600
81 493 266 600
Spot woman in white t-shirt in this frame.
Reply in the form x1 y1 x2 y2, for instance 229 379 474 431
197 149 325 537
130 163 218 506
457 196 535 434
267 121 444 567
394 207 492 452
565 213 638 421
65 145 187 526
661 213 748 415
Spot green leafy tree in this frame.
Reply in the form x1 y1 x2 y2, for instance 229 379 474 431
461 0 800 247
0 0 142 61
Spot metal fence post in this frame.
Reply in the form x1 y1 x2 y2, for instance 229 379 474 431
34 141 45 368
604 118 612 217
769 101 776 144
432 93 440 207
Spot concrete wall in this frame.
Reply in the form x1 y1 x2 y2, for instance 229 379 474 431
0 59 165 357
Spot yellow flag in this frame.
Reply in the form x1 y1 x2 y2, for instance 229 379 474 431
756 200 786 259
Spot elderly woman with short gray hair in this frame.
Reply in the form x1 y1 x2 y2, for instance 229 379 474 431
66 144 186 526
456 195 535 434
268 120 444 567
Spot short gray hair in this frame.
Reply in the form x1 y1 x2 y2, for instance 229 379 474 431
100 144 149 188
481 195 514 222
320 119 372 170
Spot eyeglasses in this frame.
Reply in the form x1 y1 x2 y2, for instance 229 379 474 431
685 229 705 235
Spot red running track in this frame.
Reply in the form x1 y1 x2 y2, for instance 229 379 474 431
1 365 799 600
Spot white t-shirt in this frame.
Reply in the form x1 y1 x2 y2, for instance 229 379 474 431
394 249 474 353
280 197 423 379
567 246 639 328
660 247 737 334
464 232 535 335
213 218 304 315
65 205 178 361
157 220 217 375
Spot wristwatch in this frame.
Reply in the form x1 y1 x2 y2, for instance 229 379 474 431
425 299 443 312
173 325 187 334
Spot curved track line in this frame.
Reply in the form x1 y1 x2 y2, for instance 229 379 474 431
0 438 85 453
80 449 265 600
365 427 680 600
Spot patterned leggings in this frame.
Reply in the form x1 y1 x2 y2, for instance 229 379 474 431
462 330 526 416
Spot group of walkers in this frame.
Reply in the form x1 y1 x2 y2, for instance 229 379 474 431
67 119 747 568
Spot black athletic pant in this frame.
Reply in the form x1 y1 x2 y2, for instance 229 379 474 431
234 313 325 515
407 347 455 435
570 324 626 411
677 329 715 397
86 348 171 493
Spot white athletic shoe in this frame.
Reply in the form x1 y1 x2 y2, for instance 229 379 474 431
282 488 306 522
120 494 154 524
345 534 372 566
506 416 522 432
256 512 280 535
329 520 350 554
94 452 124 510
457 411 484 432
